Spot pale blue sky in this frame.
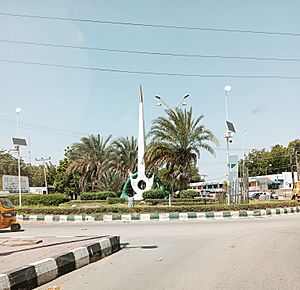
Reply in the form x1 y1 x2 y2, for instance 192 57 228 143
0 0 299 179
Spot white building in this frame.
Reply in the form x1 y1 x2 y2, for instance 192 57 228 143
189 172 298 198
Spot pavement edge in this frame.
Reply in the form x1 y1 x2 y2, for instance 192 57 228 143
16 206 300 223
0 235 120 290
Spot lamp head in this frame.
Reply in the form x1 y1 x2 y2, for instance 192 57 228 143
157 103 162 106
155 95 161 100
183 94 189 99
224 85 232 92
16 107 22 113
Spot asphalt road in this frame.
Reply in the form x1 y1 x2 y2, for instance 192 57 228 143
10 215 300 290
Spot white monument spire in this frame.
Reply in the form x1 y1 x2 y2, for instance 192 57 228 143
130 85 154 200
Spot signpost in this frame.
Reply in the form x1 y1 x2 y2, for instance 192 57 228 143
12 137 27 207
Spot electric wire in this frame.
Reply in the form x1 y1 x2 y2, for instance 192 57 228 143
0 118 89 137
2 58 300 79
1 39 300 63
1 12 300 37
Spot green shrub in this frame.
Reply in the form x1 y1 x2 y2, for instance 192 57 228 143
80 191 117 200
17 201 298 215
143 198 217 206
143 189 167 199
180 190 198 199
107 197 126 204
9 194 69 206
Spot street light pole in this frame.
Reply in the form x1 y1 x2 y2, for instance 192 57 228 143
242 130 247 202
224 85 231 205
154 93 190 206
16 107 22 207
155 94 189 111
36 157 51 194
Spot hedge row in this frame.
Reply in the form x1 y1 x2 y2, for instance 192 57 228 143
80 192 117 200
10 194 69 207
143 198 218 205
16 201 298 215
179 190 198 199
142 189 167 199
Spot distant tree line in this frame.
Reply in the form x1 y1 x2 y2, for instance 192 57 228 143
241 139 300 177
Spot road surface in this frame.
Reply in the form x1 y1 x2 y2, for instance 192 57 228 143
7 215 300 290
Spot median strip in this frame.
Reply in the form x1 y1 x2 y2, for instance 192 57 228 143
16 206 300 223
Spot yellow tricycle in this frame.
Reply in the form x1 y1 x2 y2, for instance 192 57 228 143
0 195 21 231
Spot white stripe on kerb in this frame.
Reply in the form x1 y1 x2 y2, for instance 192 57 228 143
0 274 10 290
45 215 53 223
17 214 23 221
99 238 112 257
247 211 254 218
159 213 170 221
72 247 89 269
29 215 38 221
59 215 67 222
179 213 188 221
270 209 277 216
86 215 95 222
103 215 113 222
140 214 150 221
29 258 58 286
214 212 224 219
260 210 266 216
74 215 83 222
196 212 206 220
121 214 131 221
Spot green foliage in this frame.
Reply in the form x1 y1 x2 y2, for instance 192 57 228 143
10 194 69 206
242 139 300 177
144 198 217 206
107 197 126 204
53 159 80 194
142 189 167 199
147 108 218 190
26 164 45 187
66 134 113 192
0 151 22 176
17 201 298 215
110 136 138 178
80 191 117 200
179 189 198 198
98 171 124 193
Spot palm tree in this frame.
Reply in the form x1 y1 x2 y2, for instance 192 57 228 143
110 136 138 179
66 134 112 191
98 171 124 193
146 107 218 190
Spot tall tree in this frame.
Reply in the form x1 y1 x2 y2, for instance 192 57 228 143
110 136 138 179
66 134 112 191
146 108 218 190
54 159 79 194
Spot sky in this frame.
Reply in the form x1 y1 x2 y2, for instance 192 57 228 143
0 0 299 180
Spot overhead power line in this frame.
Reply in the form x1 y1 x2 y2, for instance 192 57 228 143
1 12 300 37
0 118 89 137
1 38 300 63
2 58 300 80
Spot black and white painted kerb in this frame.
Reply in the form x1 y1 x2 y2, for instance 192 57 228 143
16 206 300 223
0 235 120 290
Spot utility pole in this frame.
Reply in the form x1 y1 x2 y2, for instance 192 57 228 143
290 151 295 188
245 167 249 203
35 157 51 194
295 151 300 181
